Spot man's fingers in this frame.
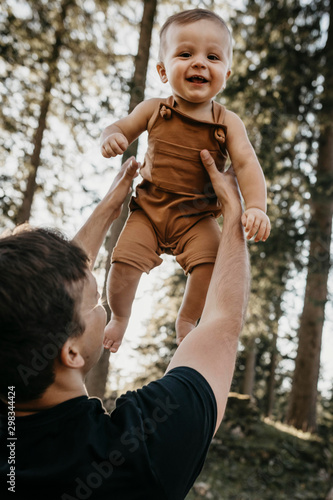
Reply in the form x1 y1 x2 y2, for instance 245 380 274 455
118 156 137 174
123 158 140 180
115 159 139 193
107 157 139 198
200 149 217 175
118 156 132 171
201 151 243 217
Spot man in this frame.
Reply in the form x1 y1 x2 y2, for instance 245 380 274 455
0 151 250 500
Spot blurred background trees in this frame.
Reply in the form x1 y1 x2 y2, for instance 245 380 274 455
1 0 332 445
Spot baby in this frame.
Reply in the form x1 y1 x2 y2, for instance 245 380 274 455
100 8 270 352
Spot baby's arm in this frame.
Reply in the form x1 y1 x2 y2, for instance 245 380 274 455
224 110 271 242
101 98 159 158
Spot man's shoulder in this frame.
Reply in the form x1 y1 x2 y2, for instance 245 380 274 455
114 367 217 499
116 366 216 421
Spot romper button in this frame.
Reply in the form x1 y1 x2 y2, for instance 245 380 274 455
214 127 226 144
160 106 172 119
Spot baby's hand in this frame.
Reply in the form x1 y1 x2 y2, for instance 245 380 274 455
241 208 271 242
101 133 128 158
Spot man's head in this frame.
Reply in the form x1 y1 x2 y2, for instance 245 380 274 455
157 9 233 104
0 226 93 404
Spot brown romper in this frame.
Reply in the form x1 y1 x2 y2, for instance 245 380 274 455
112 96 229 274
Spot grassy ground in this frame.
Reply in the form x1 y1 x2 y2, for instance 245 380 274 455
186 394 332 500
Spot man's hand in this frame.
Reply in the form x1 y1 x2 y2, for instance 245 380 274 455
200 150 243 219
101 133 129 158
200 150 270 242
105 157 140 219
73 157 139 269
168 150 250 433
241 208 270 242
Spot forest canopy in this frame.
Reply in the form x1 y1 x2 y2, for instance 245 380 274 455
1 0 332 437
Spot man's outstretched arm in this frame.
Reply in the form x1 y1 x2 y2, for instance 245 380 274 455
166 151 250 431
73 157 139 270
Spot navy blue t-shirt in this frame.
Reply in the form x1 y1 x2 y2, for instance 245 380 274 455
0 367 217 500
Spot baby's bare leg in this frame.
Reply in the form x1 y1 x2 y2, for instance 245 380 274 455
175 263 214 345
104 262 142 352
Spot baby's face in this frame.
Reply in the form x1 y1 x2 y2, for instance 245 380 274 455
157 19 231 106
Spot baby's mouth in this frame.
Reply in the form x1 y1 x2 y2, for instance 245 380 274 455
187 76 208 83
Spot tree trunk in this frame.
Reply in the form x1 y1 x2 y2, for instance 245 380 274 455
242 336 257 396
265 296 282 417
286 1 333 432
85 0 158 398
266 330 278 417
16 74 52 224
15 0 73 224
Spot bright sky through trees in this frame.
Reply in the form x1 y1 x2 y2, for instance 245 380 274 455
1 0 332 403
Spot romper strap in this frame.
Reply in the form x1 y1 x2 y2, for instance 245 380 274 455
212 101 227 125
147 96 174 133
165 95 175 107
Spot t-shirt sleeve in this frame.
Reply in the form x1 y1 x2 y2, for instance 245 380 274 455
118 366 217 500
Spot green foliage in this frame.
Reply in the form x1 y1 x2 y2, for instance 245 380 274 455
186 393 332 499
220 0 331 419
134 0 331 423
0 0 139 228
223 0 326 298
1 0 330 433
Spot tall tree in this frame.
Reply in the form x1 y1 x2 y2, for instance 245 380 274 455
85 0 158 398
15 0 74 224
131 0 330 419
223 0 329 413
0 0 120 229
287 0 333 432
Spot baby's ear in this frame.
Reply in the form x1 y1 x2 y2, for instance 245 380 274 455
156 63 168 83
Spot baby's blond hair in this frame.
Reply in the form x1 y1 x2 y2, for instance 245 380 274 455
159 8 233 69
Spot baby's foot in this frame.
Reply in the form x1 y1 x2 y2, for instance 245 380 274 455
175 318 196 346
103 316 129 353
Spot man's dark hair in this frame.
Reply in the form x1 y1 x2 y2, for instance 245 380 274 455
0 226 89 403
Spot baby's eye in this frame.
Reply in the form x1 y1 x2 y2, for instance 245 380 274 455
179 52 191 58
208 54 219 61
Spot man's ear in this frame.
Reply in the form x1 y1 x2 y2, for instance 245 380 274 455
60 339 85 369
157 63 168 84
